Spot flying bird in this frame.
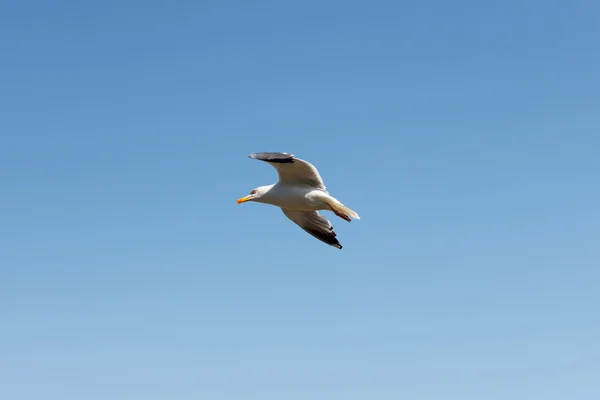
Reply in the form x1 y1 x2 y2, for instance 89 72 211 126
236 152 360 249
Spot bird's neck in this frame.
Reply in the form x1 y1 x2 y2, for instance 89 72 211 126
255 184 279 205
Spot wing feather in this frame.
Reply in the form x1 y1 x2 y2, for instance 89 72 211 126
281 209 342 249
249 152 327 191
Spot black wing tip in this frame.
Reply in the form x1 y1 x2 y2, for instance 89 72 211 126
305 227 343 249
330 241 342 249
249 152 295 164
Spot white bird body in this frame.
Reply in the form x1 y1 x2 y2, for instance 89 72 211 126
253 184 329 212
237 152 360 249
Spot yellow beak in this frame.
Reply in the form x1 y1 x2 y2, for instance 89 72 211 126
236 195 252 204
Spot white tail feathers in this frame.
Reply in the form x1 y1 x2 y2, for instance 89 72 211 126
314 192 361 220
330 200 361 220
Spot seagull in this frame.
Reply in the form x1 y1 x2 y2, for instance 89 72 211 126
236 152 360 249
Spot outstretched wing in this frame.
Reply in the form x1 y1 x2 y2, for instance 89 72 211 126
249 152 326 191
281 209 342 249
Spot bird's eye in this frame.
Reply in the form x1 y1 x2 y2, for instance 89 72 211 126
250 189 257 195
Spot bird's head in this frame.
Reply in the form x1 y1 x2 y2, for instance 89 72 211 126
236 186 268 204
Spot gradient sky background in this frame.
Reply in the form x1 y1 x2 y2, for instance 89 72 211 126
1 1 599 399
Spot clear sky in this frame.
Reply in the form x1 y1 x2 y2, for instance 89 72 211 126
1 1 599 399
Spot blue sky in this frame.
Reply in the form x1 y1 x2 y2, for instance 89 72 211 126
1 1 599 399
